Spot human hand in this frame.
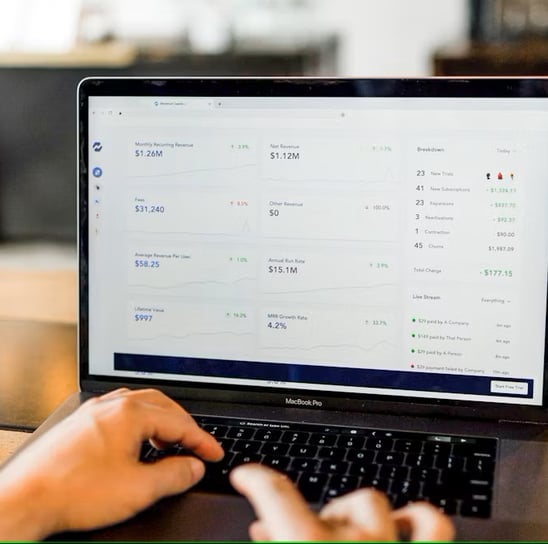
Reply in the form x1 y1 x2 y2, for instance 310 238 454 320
231 464 455 541
0 388 223 540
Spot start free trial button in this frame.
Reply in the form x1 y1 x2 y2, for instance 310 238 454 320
490 380 529 395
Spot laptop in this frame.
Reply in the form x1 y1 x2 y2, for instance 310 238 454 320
17 77 548 540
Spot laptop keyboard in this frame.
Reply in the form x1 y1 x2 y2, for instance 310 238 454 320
140 415 497 519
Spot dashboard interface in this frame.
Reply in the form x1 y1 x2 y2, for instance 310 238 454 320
85 91 548 405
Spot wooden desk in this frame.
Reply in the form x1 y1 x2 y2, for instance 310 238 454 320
0 319 77 431
0 429 30 465
0 266 78 464
0 258 78 427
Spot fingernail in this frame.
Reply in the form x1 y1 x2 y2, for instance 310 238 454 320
188 457 205 480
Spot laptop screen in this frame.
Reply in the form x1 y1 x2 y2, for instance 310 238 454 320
80 79 548 408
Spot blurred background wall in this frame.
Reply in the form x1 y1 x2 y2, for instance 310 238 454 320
0 0 546 246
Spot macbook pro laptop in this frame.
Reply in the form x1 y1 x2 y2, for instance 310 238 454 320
17 77 548 540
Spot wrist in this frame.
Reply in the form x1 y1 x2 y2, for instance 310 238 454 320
0 472 60 540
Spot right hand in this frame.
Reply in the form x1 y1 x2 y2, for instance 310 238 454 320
231 464 455 541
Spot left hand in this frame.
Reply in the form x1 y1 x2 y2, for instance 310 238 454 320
0 388 224 540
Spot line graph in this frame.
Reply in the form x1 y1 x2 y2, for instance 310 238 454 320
262 283 397 296
130 331 254 342
129 163 257 179
260 339 398 354
130 277 256 290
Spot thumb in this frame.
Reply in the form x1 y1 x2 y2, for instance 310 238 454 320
136 456 205 501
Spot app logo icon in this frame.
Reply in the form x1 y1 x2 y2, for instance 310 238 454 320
497 172 503 180
92 141 103 152
486 172 491 180
92 167 103 178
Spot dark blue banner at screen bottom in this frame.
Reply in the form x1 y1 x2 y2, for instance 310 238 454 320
113 353 534 399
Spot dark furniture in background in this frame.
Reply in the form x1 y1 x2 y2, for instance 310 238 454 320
0 38 337 241
469 0 548 42
433 39 548 75
434 0 548 75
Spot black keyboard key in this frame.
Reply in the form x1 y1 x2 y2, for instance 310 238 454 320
470 491 491 502
376 451 405 466
366 437 394 451
369 477 390 492
227 427 255 440
198 471 235 495
453 442 496 458
320 460 349 474
346 449 375 463
261 443 289 456
217 438 236 452
309 433 337 447
200 458 233 485
409 467 439 485
142 445 180 462
232 453 262 466
437 469 464 491
318 447 346 460
140 442 154 462
285 470 300 483
281 431 310 444
263 456 290 471
379 465 409 480
405 453 435 468
436 455 466 471
330 474 359 488
289 444 318 457
438 471 492 499
394 439 423 453
467 478 494 498
430 497 458 515
349 462 379 479
424 442 451 456
325 487 348 501
326 475 360 499
461 501 491 518
202 424 228 438
391 479 421 499
254 429 282 441
290 458 319 472
468 456 495 475
337 435 365 449
232 440 262 453
299 473 328 502
423 483 449 500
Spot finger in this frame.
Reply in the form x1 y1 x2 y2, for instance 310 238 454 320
230 464 325 541
392 502 455 541
248 520 270 542
98 388 131 400
112 388 180 410
320 488 398 541
117 390 224 458
141 406 224 462
136 455 206 502
100 394 224 462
